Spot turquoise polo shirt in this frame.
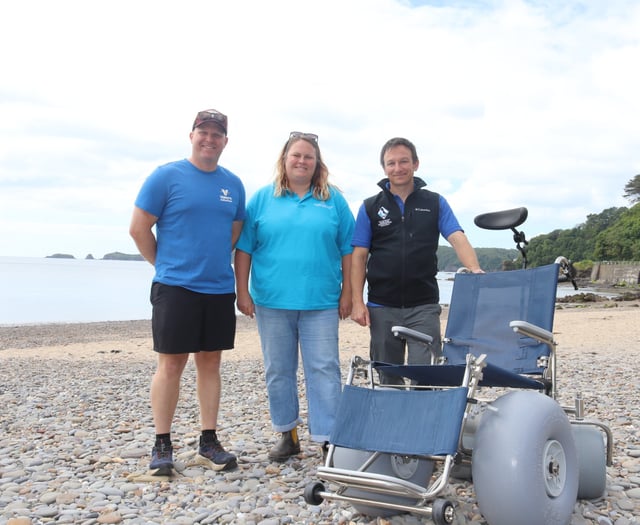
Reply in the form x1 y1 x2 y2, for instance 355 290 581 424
235 184 355 310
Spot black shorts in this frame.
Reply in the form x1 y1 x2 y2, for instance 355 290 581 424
150 282 236 354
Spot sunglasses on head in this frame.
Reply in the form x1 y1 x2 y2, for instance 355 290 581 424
289 131 318 142
193 109 228 131
198 110 226 123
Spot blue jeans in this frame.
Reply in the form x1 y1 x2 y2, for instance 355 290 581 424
255 305 342 442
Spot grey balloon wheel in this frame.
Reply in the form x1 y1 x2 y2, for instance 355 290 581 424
471 391 578 525
332 446 434 517
573 425 607 499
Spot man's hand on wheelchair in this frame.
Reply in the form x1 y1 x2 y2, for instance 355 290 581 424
457 266 485 274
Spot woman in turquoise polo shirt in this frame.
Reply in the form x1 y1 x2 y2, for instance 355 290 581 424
235 131 355 462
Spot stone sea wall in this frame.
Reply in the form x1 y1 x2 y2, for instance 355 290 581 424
591 262 640 285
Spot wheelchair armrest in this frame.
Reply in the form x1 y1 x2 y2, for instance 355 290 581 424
391 325 434 345
510 320 555 345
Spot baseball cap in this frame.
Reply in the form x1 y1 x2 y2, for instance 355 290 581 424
192 109 228 134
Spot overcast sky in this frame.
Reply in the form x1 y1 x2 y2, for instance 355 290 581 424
1 0 638 258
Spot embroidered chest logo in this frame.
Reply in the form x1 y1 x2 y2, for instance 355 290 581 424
219 188 233 203
376 206 392 227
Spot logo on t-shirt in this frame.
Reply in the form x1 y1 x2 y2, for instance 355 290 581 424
219 189 233 203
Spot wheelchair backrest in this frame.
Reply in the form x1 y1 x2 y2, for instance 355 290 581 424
443 263 558 375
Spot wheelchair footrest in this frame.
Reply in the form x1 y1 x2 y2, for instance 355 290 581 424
317 466 431 498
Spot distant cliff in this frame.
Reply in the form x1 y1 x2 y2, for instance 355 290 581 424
101 252 145 261
46 252 144 261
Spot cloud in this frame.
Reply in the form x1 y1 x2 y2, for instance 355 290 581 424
1 0 639 257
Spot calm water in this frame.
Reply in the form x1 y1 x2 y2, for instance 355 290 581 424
0 256 156 326
0 257 584 326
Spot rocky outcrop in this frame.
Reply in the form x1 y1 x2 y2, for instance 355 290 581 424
101 252 144 261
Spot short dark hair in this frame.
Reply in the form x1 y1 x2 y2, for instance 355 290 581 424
380 137 419 167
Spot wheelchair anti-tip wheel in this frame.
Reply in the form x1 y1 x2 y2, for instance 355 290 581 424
303 481 325 506
573 425 607 500
432 498 455 525
471 391 578 525
331 446 435 517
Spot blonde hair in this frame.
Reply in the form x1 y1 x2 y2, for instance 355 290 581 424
273 136 332 201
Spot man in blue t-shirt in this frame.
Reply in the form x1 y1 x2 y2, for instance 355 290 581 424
351 137 483 385
130 109 245 474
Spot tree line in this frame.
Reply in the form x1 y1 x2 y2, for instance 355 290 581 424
439 174 640 272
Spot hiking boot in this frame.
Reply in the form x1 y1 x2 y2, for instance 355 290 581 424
198 436 238 471
268 429 301 462
150 442 174 475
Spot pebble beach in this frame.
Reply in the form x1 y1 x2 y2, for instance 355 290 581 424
1 301 640 525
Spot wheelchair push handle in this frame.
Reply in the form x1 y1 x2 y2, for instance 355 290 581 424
555 256 579 290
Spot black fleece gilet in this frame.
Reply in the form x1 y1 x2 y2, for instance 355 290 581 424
364 177 440 307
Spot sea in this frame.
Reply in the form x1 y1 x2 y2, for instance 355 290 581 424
0 256 585 326
1 256 156 326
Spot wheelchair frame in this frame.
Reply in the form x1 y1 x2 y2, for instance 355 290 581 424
304 208 613 525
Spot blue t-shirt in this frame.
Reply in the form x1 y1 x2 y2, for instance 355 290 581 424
352 192 462 248
134 159 246 294
235 184 355 310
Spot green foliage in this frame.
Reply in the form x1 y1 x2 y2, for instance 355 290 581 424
436 245 461 271
501 259 520 271
526 207 630 266
572 260 593 279
572 260 593 272
438 245 519 272
438 200 640 270
593 204 640 260
475 247 522 271
624 174 640 204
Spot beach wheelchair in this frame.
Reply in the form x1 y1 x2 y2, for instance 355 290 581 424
304 208 612 525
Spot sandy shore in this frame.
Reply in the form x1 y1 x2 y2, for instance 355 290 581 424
2 300 639 523
1 300 638 361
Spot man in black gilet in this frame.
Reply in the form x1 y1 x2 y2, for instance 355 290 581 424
351 137 483 385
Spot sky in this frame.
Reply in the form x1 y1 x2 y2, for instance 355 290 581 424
1 0 639 258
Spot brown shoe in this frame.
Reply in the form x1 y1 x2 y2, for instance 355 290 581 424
268 428 301 462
